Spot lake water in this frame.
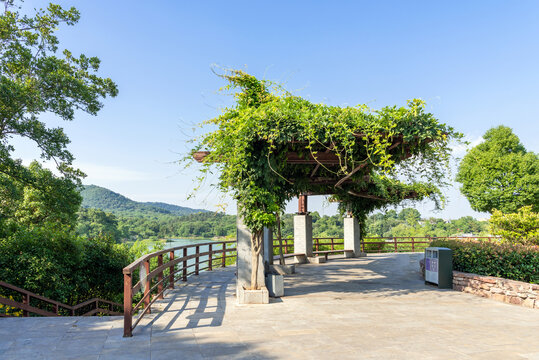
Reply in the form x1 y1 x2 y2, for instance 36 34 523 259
162 238 226 274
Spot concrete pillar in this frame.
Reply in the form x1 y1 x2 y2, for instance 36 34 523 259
294 214 313 257
236 213 265 296
344 216 365 257
263 227 273 272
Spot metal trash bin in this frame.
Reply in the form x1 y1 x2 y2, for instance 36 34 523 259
424 247 452 289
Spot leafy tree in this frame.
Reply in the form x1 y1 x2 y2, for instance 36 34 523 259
0 161 81 235
489 206 539 245
398 208 421 226
456 126 539 213
0 1 117 186
76 207 121 242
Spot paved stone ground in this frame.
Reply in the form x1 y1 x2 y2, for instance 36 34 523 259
1 253 539 360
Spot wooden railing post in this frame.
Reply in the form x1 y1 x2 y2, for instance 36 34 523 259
411 237 415 252
182 248 187 281
144 260 151 314
315 238 319 252
195 246 200 275
123 272 133 337
169 251 175 289
22 294 29 317
361 240 365 253
331 238 335 251
222 243 226 268
394 237 397 253
284 239 288 254
208 244 213 271
157 254 164 300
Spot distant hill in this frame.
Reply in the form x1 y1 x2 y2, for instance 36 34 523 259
80 185 207 218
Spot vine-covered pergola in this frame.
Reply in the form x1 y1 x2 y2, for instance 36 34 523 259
189 69 460 299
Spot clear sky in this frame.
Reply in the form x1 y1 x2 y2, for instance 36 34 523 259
15 0 539 219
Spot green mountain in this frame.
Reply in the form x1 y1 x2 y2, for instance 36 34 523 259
80 185 207 218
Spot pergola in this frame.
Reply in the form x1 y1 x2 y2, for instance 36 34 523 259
193 133 432 303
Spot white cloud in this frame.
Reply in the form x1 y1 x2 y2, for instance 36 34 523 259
451 135 484 157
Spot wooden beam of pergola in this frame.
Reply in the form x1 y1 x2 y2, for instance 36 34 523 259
193 151 343 165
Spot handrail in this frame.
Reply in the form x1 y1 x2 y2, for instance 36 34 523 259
273 236 498 255
122 240 237 337
0 281 123 317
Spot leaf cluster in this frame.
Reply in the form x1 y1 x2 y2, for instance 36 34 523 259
189 70 461 233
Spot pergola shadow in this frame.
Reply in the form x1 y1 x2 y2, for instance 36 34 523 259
283 253 442 299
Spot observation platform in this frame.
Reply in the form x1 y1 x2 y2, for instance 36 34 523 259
2 253 539 359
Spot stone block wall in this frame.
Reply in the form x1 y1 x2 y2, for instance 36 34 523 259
453 271 539 309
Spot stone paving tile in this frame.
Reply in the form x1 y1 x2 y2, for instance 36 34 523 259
2 253 539 359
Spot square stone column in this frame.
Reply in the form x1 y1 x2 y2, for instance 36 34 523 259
294 214 313 257
263 227 273 271
236 213 265 297
344 216 366 257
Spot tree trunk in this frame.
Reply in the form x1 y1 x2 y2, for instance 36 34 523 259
277 213 285 266
250 230 263 290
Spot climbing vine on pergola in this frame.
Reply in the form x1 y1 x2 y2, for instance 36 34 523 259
188 70 461 290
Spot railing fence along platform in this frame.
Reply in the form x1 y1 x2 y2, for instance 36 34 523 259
274 236 498 256
0 281 122 317
122 240 237 337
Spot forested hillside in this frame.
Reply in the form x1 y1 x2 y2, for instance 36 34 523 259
81 185 207 218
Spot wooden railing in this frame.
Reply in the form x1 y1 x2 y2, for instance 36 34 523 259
0 281 122 317
274 236 498 255
122 240 236 337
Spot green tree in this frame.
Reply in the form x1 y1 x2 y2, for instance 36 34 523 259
398 208 421 226
456 126 539 213
0 161 81 234
0 1 117 187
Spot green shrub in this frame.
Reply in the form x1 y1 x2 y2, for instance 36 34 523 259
430 239 539 284
363 237 387 253
0 226 135 305
489 206 539 245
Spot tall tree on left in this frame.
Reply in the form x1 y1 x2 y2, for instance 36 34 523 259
0 0 118 201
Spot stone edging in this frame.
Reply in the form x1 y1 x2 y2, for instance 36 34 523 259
453 271 539 309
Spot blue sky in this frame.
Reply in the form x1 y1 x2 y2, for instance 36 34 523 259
15 0 539 219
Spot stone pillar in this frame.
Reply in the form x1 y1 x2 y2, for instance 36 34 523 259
294 214 313 258
236 213 265 297
263 227 273 272
344 216 366 257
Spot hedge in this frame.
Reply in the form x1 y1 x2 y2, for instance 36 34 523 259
430 239 539 284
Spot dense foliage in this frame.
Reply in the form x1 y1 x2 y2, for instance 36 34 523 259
489 206 539 245
456 126 539 213
76 208 236 242
0 2 139 308
0 165 152 306
430 239 539 284
188 70 461 288
0 225 154 305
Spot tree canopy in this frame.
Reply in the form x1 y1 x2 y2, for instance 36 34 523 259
189 70 461 288
0 0 117 186
456 126 539 213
